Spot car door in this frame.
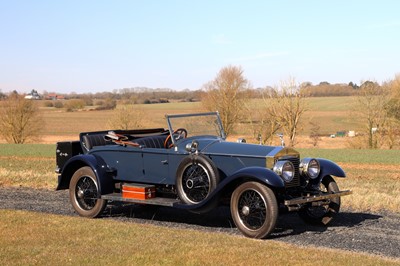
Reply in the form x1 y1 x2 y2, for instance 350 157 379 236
141 148 170 184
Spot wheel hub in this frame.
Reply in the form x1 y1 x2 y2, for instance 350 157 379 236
77 189 85 199
186 179 194 189
241 206 250 216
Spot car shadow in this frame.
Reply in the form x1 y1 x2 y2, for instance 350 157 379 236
103 202 383 238
270 211 382 238
104 203 236 229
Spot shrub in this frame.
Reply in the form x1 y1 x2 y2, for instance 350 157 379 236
54 101 64 108
64 99 86 111
43 101 54 107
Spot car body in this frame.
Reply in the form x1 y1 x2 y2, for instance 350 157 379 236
56 112 351 238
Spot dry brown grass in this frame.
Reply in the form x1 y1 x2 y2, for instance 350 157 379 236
1 210 398 266
336 162 400 212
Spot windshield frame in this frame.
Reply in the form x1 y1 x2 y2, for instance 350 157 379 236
165 112 226 145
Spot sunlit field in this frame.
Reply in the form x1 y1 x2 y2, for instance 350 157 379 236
34 97 364 147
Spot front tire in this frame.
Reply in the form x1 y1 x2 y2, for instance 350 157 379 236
69 166 107 218
230 182 278 239
298 175 341 225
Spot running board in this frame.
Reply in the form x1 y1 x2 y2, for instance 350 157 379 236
102 193 180 207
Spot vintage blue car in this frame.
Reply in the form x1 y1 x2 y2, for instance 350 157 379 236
56 112 351 238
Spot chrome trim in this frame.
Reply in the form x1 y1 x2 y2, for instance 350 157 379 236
273 160 294 182
266 147 300 168
300 158 320 179
284 190 352 206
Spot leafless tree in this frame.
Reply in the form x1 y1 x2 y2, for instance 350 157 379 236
245 99 281 145
386 74 400 120
202 65 250 136
0 94 43 143
265 77 308 147
107 105 145 130
309 120 321 147
354 81 390 149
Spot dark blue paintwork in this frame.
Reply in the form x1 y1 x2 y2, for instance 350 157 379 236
57 112 347 213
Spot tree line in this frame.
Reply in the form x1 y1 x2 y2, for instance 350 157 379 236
0 79 378 104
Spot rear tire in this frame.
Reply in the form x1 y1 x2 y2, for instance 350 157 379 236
69 166 107 218
230 182 278 239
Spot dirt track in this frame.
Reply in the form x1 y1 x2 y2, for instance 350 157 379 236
0 187 399 260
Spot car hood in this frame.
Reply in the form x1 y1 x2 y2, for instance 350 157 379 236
200 139 299 165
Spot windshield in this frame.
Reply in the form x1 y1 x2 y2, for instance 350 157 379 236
166 112 226 141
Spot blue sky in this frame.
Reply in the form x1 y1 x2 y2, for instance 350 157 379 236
1 1 399 93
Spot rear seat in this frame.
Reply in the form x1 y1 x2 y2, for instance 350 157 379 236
81 133 113 152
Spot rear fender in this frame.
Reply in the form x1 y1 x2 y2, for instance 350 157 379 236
56 154 114 195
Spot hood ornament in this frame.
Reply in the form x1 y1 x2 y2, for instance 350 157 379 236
277 133 285 147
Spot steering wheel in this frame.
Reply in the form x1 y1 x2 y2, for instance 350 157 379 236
164 128 187 148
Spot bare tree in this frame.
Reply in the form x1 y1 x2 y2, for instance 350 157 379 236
107 105 145 130
0 94 43 144
354 81 390 149
386 74 400 120
202 65 250 136
265 77 308 147
309 120 321 147
245 98 281 145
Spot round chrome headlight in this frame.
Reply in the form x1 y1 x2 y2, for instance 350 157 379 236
273 160 294 182
300 158 320 179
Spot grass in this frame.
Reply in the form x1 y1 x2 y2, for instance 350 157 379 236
40 101 204 136
36 97 364 137
0 144 55 188
0 144 54 157
298 148 400 165
0 210 398 266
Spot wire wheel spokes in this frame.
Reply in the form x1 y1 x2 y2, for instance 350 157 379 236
238 189 267 230
75 176 98 210
182 164 210 203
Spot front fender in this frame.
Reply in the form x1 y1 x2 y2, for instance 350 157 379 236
174 166 284 211
225 166 285 188
56 154 114 195
318 158 346 178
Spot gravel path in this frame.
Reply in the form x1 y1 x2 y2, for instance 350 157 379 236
1 187 399 259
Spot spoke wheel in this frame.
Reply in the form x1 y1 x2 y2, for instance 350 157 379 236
176 155 219 211
69 166 107 218
298 175 341 225
231 182 278 239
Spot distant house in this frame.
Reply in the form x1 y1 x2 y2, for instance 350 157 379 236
45 93 65 100
24 90 41 100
